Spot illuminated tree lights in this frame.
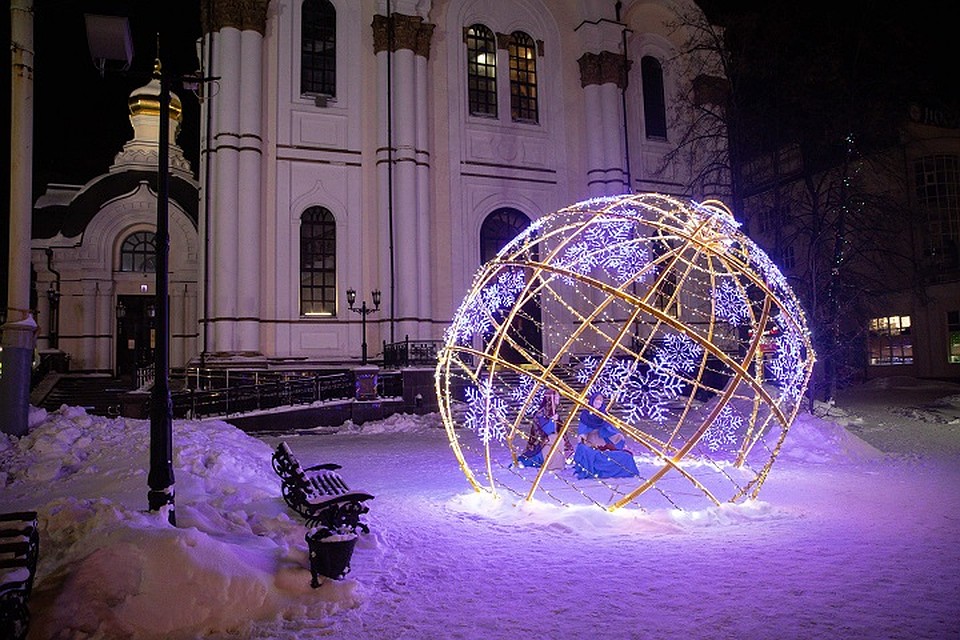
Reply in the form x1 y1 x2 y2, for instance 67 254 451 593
435 193 816 511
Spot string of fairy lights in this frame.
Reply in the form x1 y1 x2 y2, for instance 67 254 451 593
435 193 816 512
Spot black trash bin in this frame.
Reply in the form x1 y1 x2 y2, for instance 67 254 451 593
305 531 358 587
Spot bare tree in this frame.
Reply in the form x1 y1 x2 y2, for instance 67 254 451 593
659 1 944 401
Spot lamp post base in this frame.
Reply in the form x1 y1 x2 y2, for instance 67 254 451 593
147 488 176 525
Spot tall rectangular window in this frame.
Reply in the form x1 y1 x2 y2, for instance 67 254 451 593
508 32 538 123
301 207 337 316
780 244 795 270
641 56 667 139
915 154 960 268
466 25 497 117
868 315 913 365
301 0 337 97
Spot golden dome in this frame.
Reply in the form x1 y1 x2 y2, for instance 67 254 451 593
128 60 183 121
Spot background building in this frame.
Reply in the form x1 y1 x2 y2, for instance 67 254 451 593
31 71 199 382
26 0 728 379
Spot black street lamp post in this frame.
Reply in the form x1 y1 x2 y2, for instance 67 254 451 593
346 288 381 365
86 17 184 524
146 58 175 523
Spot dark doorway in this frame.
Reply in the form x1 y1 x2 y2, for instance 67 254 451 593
116 295 156 383
480 208 543 365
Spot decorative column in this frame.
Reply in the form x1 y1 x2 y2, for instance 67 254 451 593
413 25 434 340
171 284 184 367
95 282 114 372
1 0 36 436
578 50 631 196
200 0 267 359
81 281 98 371
236 28 263 355
372 7 435 344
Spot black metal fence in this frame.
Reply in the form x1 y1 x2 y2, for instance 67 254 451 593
167 368 407 419
382 336 442 369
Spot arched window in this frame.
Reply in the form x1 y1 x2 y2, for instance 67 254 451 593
508 32 538 123
641 55 667 139
119 231 156 273
480 208 541 362
300 207 337 315
480 208 531 262
466 24 497 118
301 0 336 97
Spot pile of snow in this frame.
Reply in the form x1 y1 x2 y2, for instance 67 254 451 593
776 409 885 464
1 406 381 639
2 378 958 639
337 411 445 434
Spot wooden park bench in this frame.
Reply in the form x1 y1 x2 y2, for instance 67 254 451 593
271 442 374 536
0 511 39 640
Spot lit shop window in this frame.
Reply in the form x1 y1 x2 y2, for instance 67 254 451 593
868 315 913 365
948 311 960 364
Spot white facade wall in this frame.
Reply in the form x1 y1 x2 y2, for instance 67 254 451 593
32 0 724 374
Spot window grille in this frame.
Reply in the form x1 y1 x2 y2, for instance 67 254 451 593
509 32 538 123
466 25 498 117
301 207 337 316
120 231 156 273
867 315 913 365
301 0 336 98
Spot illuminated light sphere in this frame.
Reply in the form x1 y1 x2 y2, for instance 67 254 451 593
435 193 816 512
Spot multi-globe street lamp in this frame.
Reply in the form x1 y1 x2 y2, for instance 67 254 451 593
346 288 381 366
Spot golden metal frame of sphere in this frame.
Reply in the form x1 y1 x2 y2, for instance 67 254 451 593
435 193 816 511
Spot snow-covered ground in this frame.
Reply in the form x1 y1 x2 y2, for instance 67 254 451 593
2 376 959 639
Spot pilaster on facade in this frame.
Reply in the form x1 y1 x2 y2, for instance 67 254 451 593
373 11 437 342
578 51 630 196
200 0 269 36
372 13 436 57
201 0 267 359
577 50 631 90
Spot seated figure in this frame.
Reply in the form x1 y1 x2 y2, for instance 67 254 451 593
517 389 570 470
572 392 640 479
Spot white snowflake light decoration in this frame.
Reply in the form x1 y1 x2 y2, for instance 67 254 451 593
436 194 816 511
464 381 508 445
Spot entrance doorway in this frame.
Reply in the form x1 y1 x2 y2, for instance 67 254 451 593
116 295 156 382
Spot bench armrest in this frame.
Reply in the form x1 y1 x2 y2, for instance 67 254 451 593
304 462 342 472
0 512 37 524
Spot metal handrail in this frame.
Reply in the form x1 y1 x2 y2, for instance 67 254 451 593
168 368 403 419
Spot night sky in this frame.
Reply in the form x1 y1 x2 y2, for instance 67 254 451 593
27 0 203 190
2 1 201 308
2 1 955 309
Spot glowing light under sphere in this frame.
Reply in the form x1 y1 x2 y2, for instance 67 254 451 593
435 193 816 511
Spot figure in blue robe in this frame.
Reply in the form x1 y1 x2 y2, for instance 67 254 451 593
573 393 639 479
517 389 568 469
516 414 555 468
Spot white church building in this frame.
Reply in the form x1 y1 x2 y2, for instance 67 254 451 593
31 0 727 379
